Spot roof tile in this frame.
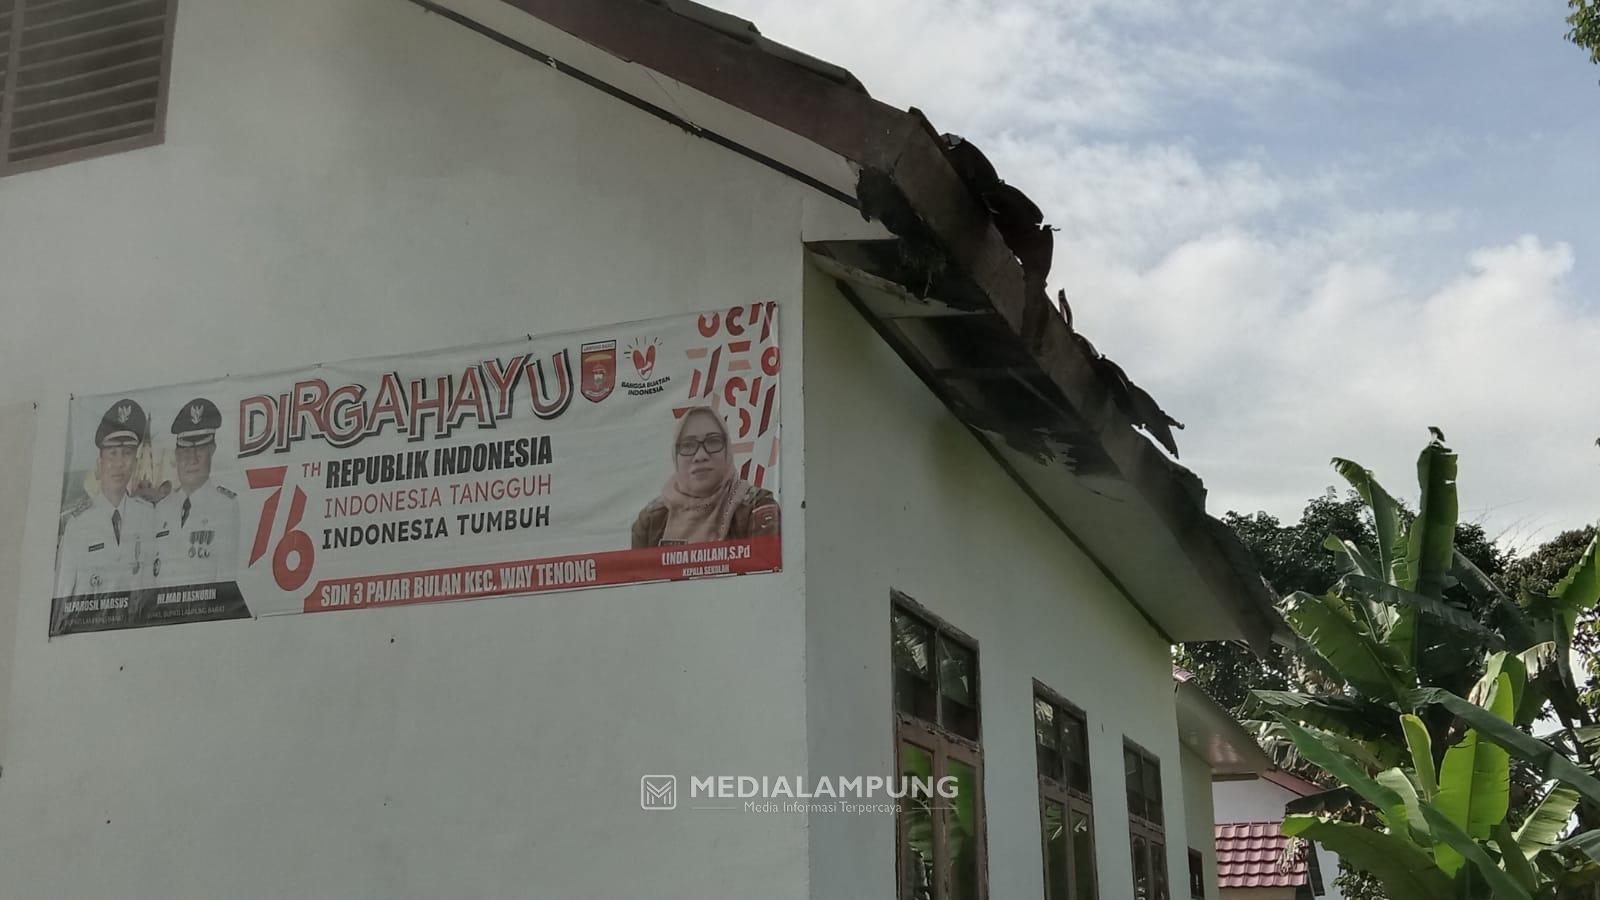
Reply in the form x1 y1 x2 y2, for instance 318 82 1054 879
1214 821 1309 889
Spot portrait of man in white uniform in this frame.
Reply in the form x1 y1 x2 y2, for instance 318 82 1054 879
153 398 239 588
55 399 157 598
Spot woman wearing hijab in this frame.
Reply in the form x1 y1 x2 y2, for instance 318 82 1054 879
630 406 780 548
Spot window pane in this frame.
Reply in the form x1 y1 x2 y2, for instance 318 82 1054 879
937 636 976 705
1188 849 1205 899
893 611 937 721
946 758 982 900
1152 841 1169 900
1071 807 1098 900
1125 749 1144 820
1036 698 1063 780
938 637 980 739
1063 711 1090 794
1132 834 1150 900
892 609 934 677
1043 800 1069 900
1143 757 1163 825
899 742 936 900
895 670 938 723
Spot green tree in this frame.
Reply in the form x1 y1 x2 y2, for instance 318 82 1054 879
1571 0 1600 66
1504 527 1600 711
1177 490 1506 713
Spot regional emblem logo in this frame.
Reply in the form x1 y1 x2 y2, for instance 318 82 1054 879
580 340 617 403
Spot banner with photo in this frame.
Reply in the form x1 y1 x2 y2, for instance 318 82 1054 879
50 305 782 636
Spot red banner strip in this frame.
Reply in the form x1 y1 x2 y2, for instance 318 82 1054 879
301 537 781 613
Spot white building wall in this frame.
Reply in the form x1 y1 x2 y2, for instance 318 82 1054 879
1213 778 1301 822
801 265 1194 900
1181 744 1219 899
0 1 845 897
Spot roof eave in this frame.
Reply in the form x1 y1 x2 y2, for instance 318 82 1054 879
437 0 1283 650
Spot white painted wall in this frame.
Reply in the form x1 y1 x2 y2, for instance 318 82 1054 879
801 265 1194 900
1213 777 1300 822
0 1 854 897
1181 744 1219 899
0 403 36 759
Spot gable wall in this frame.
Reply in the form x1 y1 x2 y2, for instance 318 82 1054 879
802 264 1194 899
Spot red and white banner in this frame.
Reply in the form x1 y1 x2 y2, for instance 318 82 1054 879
50 305 782 635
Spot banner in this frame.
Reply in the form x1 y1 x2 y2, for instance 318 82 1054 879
50 305 781 635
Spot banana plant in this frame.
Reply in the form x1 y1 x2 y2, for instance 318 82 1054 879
1250 434 1600 808
1276 656 1600 898
1243 433 1600 894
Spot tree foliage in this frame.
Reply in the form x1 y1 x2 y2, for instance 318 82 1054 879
1571 0 1600 66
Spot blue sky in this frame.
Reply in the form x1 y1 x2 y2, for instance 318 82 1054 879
713 0 1599 548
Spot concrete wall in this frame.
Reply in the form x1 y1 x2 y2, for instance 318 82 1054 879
0 404 35 759
801 264 1194 900
1181 744 1219 899
0 1 855 896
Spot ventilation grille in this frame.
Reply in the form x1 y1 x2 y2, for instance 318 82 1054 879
1 0 175 175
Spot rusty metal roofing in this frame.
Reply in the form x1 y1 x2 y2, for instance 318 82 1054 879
414 0 1285 650
1215 821 1308 889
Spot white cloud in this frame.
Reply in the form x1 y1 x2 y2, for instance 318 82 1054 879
708 0 1597 541
1071 229 1595 549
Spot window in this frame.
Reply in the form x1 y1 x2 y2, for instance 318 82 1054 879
0 0 179 178
1187 849 1204 899
1125 742 1168 900
1035 685 1096 900
893 593 986 900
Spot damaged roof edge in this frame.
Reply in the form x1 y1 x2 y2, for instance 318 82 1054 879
467 0 1283 651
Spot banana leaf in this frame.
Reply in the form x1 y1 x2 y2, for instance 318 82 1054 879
1402 714 1438 801
1285 786 1360 816
1282 815 1452 900
1471 652 1527 718
1327 535 1396 637
1550 532 1600 614
1516 786 1580 859
1556 829 1600 865
1517 642 1561 681
1393 441 1458 678
1403 439 1460 601
1420 803 1534 900
1495 821 1542 892
1412 688 1600 807
1249 690 1402 742
1332 457 1409 588
1251 719 1399 772
1325 534 1381 581
1378 767 1430 840
1283 591 1412 703
1340 573 1503 649
1433 674 1513 872
1272 718 1413 835
1453 549 1513 604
